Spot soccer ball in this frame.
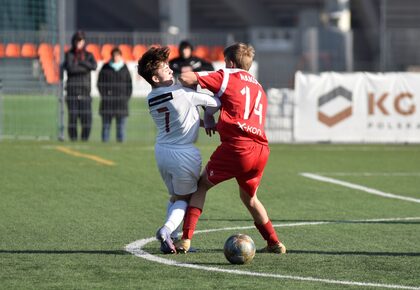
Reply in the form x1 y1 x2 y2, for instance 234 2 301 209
223 234 256 265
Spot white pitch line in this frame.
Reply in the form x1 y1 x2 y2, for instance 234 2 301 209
125 218 420 290
311 172 420 177
300 173 420 204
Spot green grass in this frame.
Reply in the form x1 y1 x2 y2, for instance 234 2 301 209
0 95 156 142
0 142 419 289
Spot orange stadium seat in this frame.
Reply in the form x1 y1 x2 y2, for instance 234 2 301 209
168 44 179 60
101 43 114 62
21 43 37 58
86 43 102 61
210 46 225 61
37 43 60 84
5 43 21 58
0 43 5 58
38 43 53 58
118 44 134 61
194 45 211 61
40 56 59 84
53 44 70 63
132 44 147 61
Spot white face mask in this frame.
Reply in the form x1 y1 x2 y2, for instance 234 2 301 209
110 60 124 71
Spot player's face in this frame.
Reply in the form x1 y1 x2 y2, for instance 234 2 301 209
153 62 174 87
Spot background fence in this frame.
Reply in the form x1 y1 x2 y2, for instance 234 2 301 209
2 0 420 143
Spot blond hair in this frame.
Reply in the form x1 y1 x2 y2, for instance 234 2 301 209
224 43 255 71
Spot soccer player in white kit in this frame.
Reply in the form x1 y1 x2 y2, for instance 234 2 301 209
137 46 220 254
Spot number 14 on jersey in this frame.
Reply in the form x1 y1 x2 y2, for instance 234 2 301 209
241 86 263 125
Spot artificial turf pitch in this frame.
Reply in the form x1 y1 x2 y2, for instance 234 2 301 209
0 141 419 289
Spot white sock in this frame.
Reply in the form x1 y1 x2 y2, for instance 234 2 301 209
164 200 188 233
165 201 174 221
171 224 181 240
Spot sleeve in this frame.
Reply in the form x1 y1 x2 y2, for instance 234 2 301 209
195 69 224 94
97 66 106 96
190 91 221 110
79 52 97 71
64 52 90 74
125 66 133 98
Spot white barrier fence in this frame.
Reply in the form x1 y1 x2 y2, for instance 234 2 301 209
294 71 420 143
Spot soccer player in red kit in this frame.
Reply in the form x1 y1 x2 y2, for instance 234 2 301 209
176 43 286 254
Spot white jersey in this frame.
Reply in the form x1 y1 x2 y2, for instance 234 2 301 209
147 84 220 145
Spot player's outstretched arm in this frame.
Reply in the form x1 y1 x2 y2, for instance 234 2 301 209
179 71 198 87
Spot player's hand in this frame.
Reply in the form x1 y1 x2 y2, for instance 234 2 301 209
205 127 217 137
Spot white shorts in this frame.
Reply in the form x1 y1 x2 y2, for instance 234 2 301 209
155 143 202 196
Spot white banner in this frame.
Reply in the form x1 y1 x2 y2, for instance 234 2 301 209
294 71 420 143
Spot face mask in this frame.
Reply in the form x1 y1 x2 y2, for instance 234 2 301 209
110 60 124 71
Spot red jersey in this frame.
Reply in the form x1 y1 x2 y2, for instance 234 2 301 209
195 69 268 145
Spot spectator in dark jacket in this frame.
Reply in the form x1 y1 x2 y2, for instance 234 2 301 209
169 40 214 79
63 31 97 141
97 47 132 142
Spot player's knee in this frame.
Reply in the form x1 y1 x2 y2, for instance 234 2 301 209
171 194 191 202
198 174 213 191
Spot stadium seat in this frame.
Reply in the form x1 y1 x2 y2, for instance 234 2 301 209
38 43 54 58
86 43 102 61
118 44 134 61
40 56 59 84
53 44 70 63
0 43 5 58
101 43 114 62
5 43 21 58
194 45 211 61
210 46 225 62
21 43 37 58
168 44 179 60
37 43 59 84
132 44 147 61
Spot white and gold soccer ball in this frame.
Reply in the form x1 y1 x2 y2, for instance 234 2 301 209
223 234 256 264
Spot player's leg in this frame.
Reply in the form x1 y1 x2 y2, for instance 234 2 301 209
239 187 286 254
157 193 190 254
177 143 235 253
237 143 285 253
160 145 202 253
176 170 214 253
162 194 190 237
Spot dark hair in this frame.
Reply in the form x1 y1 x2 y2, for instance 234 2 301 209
137 46 170 86
179 40 193 52
71 30 85 48
111 47 122 58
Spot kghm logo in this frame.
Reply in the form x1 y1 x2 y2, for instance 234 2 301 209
318 86 353 127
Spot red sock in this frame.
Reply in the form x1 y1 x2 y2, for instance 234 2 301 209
255 220 280 246
182 206 202 239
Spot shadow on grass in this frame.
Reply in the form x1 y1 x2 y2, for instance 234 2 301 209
286 249 420 257
0 249 128 255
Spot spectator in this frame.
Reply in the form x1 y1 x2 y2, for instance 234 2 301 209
97 47 132 142
169 40 214 78
63 31 97 141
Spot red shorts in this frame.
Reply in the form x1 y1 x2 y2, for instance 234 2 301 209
206 141 269 197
